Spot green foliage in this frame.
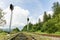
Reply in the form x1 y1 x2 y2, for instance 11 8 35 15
32 23 39 32
22 22 33 31
43 11 48 22
52 2 60 17
12 27 20 33
22 2 60 34
38 19 42 30
41 14 60 33
48 14 51 20
41 2 60 33
22 25 27 31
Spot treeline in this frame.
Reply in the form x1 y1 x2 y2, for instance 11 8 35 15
0 27 20 33
22 2 60 33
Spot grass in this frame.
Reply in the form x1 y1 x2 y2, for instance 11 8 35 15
0 32 19 40
35 30 60 35
0 32 8 40
35 30 48 34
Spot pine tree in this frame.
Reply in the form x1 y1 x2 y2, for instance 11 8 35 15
52 2 60 17
48 14 51 20
38 18 42 30
43 11 48 22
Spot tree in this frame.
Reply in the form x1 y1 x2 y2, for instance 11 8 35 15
41 18 58 33
48 14 51 20
43 11 48 22
41 2 60 33
13 28 20 32
52 2 60 17
0 9 6 26
37 19 42 30
22 25 27 31
31 23 38 32
22 22 33 31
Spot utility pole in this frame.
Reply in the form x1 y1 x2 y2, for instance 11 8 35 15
9 4 14 33
7 4 14 40
27 17 29 31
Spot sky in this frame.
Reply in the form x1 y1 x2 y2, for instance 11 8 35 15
0 0 60 30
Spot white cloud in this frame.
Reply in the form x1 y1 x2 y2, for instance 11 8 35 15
38 14 44 22
47 11 53 16
0 1 5 9
29 16 38 24
3 6 29 29
57 0 60 3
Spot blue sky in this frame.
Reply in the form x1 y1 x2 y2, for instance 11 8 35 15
0 0 60 17
0 0 60 30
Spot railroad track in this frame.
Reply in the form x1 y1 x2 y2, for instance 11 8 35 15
10 32 60 40
11 33 36 40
